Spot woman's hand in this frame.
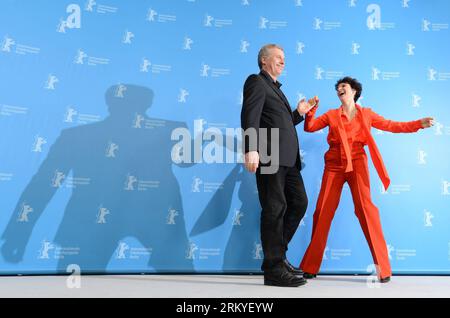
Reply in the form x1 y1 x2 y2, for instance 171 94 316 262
420 117 434 128
297 96 319 115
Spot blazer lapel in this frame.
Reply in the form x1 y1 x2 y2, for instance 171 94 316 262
357 105 391 190
334 108 353 173
258 74 293 116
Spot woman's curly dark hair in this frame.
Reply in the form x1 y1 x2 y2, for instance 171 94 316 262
335 77 362 102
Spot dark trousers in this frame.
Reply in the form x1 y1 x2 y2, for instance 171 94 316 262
256 165 308 272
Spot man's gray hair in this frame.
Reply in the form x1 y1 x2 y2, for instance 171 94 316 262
257 44 284 69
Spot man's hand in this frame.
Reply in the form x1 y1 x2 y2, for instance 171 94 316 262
420 117 434 128
244 151 259 173
297 96 319 115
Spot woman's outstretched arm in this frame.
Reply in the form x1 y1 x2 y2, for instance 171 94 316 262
369 108 433 133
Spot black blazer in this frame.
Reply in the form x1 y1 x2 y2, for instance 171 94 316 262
241 70 303 168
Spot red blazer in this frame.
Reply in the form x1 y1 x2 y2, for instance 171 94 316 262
305 104 423 190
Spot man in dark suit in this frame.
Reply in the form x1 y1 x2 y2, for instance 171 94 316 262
241 44 315 287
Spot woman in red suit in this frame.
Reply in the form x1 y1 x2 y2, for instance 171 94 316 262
300 77 434 283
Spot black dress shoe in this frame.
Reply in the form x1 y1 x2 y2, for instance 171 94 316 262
379 276 391 283
264 269 307 287
283 259 304 276
303 272 317 279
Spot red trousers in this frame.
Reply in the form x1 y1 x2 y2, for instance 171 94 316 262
300 155 392 279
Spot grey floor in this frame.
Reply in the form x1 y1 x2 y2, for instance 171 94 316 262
0 275 448 298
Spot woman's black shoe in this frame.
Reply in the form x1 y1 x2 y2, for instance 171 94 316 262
303 272 317 279
379 276 391 283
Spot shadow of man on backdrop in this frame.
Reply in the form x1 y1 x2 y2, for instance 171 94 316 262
1 84 194 273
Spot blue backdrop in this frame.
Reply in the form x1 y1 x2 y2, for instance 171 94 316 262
0 0 449 275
